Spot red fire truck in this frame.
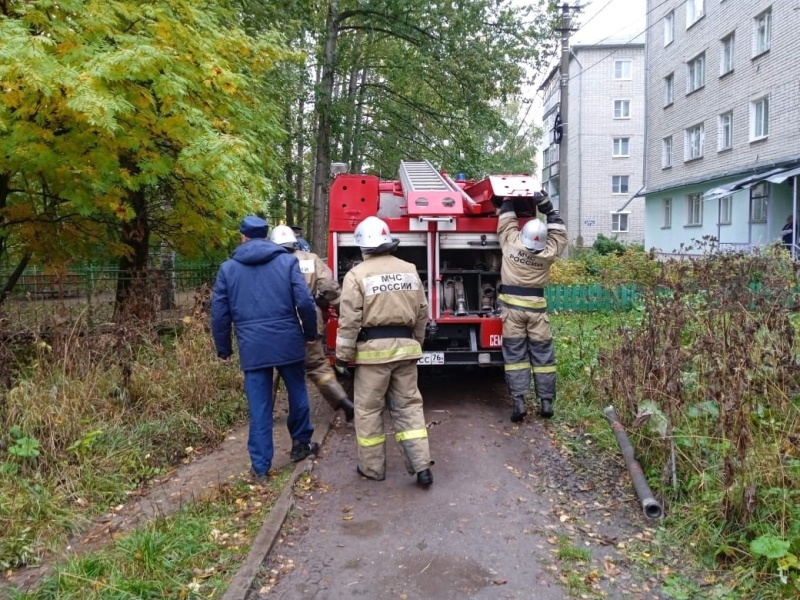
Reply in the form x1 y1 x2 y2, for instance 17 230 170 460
325 160 540 367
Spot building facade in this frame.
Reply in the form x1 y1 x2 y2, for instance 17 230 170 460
642 0 800 256
540 41 646 247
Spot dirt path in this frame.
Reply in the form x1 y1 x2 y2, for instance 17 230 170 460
256 370 665 599
3 389 336 594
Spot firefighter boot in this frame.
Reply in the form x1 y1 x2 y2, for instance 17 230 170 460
453 276 468 316
480 282 495 313
510 395 528 422
338 395 355 422
443 279 455 313
416 468 433 488
540 398 554 419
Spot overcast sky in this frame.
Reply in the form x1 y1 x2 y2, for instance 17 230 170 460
571 0 647 46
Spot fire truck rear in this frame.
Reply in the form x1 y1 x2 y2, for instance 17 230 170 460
326 160 540 368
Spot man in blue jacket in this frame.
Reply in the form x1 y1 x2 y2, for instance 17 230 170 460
212 216 319 482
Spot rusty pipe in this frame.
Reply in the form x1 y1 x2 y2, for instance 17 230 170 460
604 405 664 519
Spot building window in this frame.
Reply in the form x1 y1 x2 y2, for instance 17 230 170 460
685 123 705 161
612 175 630 195
720 196 732 225
662 137 673 168
718 111 733 151
687 54 705 93
750 182 768 222
614 59 632 80
687 193 703 226
720 33 735 75
614 99 631 119
664 73 674 106
750 96 769 140
612 212 630 233
664 198 672 228
754 8 772 56
687 0 705 27
664 12 674 46
612 138 630 157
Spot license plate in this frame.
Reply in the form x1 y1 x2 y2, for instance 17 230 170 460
417 352 445 366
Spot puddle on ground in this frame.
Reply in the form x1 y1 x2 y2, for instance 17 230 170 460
381 553 493 598
340 518 383 537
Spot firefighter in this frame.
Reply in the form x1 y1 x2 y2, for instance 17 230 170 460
497 192 567 421
269 225 355 422
334 216 433 487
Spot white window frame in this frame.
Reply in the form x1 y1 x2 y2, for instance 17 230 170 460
662 136 673 168
750 96 769 141
664 12 674 46
611 212 630 233
685 123 705 161
687 53 705 93
663 198 672 228
720 33 735 76
612 175 630 195
614 99 631 119
687 193 703 226
613 59 632 80
718 111 733 151
719 196 732 225
753 8 772 57
750 182 768 223
612 137 630 157
664 73 674 106
687 0 705 28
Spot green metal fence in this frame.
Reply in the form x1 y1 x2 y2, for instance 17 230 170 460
546 283 639 312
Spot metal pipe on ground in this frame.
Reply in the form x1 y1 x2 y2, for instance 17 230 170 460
604 405 664 520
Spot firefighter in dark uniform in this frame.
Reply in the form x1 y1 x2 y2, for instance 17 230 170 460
497 192 567 421
269 225 355 422
334 216 433 487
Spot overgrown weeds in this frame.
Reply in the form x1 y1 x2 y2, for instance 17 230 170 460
0 287 246 569
594 243 800 597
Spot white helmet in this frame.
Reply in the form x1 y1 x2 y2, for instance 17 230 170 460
269 224 298 249
520 218 548 252
354 216 398 254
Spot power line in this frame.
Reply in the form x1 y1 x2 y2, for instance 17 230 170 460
567 0 685 82
574 0 617 34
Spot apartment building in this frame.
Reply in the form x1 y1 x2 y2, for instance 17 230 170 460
540 40 646 247
642 0 800 256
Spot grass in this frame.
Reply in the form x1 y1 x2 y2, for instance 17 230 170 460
0 304 248 571
548 248 800 599
8 468 292 599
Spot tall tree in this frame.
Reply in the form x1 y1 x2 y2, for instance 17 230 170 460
0 0 292 312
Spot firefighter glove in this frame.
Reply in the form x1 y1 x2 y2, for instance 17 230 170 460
334 358 352 378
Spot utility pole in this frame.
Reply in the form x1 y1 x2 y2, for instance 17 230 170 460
558 2 571 246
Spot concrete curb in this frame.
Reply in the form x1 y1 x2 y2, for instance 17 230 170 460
222 417 335 600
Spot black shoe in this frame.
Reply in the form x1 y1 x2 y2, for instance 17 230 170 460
339 397 355 422
290 440 319 462
510 395 527 422
540 399 554 419
356 466 385 481
250 469 270 484
416 469 433 488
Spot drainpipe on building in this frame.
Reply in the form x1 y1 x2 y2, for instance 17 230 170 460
794 176 798 261
570 49 584 247
642 7 650 244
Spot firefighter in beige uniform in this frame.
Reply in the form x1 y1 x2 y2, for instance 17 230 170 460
334 216 433 488
270 225 355 422
497 192 567 421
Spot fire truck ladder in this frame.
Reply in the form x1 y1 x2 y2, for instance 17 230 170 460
399 160 462 215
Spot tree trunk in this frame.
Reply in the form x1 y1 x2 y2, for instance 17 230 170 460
295 94 305 227
0 252 31 306
311 0 339 255
351 67 369 173
341 36 363 170
114 187 151 320
283 104 296 226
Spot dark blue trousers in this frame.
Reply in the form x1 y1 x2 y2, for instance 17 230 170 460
244 361 314 475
